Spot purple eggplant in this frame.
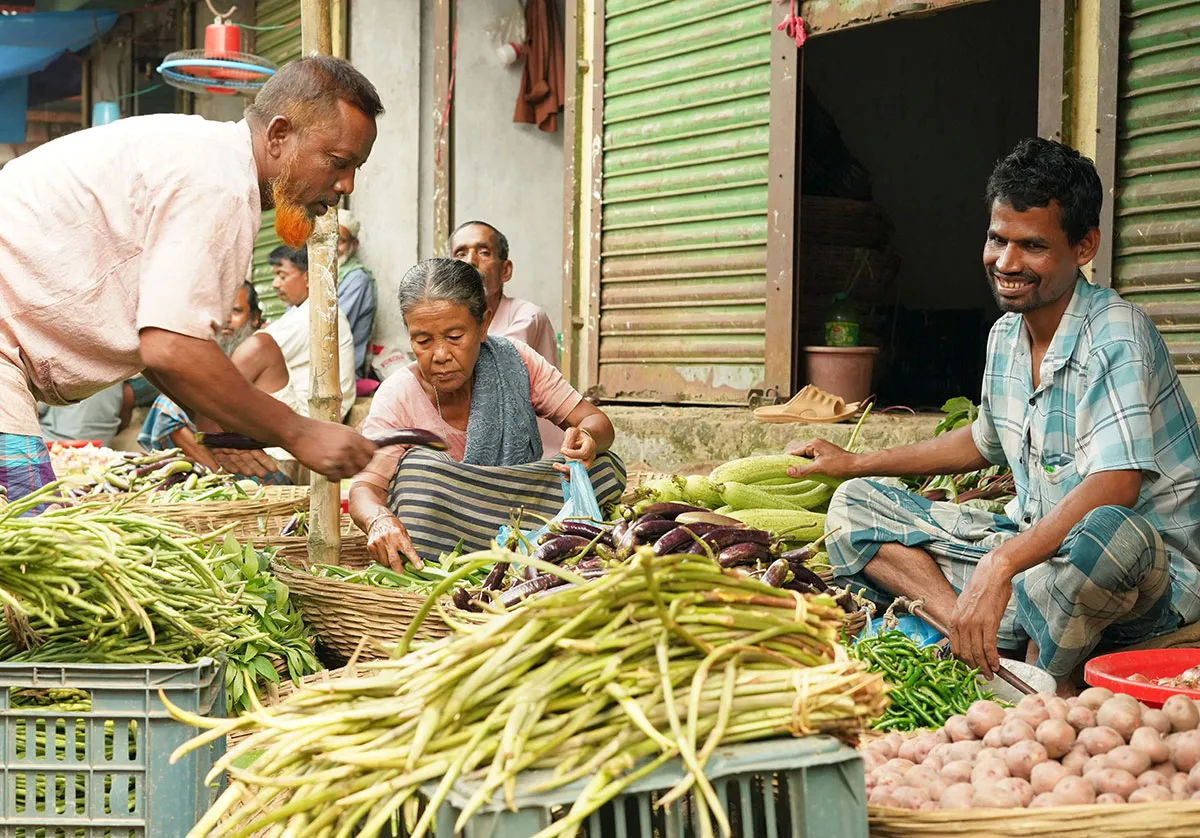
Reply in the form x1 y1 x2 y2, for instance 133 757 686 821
481 561 509 591
550 520 608 541
618 513 662 552
699 527 771 552
651 522 720 556
631 518 676 542
784 563 830 592
631 501 706 520
530 535 591 565
717 542 772 568
761 558 789 588
610 518 630 547
451 587 481 612
499 573 571 607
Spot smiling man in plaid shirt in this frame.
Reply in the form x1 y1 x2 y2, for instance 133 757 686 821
788 138 1200 691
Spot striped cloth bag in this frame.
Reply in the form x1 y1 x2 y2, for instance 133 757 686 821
385 448 627 560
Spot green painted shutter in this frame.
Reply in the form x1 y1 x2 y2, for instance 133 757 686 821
1113 0 1200 374
597 0 772 402
249 0 302 322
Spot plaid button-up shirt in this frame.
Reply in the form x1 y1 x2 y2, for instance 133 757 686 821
971 276 1200 622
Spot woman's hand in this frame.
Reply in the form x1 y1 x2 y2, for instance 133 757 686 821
365 513 425 571
556 426 597 474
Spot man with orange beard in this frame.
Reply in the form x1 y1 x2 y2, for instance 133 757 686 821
0 56 382 501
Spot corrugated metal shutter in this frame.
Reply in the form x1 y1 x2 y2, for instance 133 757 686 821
1113 0 1200 374
249 0 302 322
597 0 772 402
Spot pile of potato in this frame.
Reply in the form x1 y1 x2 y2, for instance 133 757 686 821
864 689 1200 809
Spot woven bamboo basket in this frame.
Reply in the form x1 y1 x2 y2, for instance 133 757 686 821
868 801 1200 838
272 561 455 662
269 514 371 565
120 486 310 542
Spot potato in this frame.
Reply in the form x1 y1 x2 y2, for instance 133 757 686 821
1171 773 1192 799
1084 755 1110 776
971 783 1021 809
995 777 1035 807
881 758 916 775
967 700 1008 739
1190 763 1200 792
939 783 975 810
1129 727 1170 765
1138 769 1169 788
982 727 1006 748
863 751 887 773
1173 730 1200 772
928 743 954 764
932 728 951 746
1031 760 1069 795
1107 745 1152 777
1096 793 1127 804
941 759 974 784
1067 706 1097 732
1044 697 1070 722
1000 719 1036 747
906 766 948 800
1036 719 1077 759
897 737 922 764
972 759 1011 785
1062 746 1090 775
1053 775 1097 805
889 786 932 810
944 715 974 743
1111 692 1143 712
976 747 1006 764
1029 792 1057 808
1142 709 1171 736
1079 726 1124 756
1005 740 1049 780
868 785 896 807
1097 699 1141 741
874 772 902 790
1065 696 1079 708
1091 768 1139 798
1016 696 1051 730
947 740 984 763
1192 791 1200 802
1129 785 1173 804
1079 687 1114 710
1154 759 1178 778
1164 694 1200 732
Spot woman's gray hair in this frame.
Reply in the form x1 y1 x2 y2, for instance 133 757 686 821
397 258 488 323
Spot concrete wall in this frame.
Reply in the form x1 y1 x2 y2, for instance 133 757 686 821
350 0 567 374
804 0 1040 313
347 0 423 372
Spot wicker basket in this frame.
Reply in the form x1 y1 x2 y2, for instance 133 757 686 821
268 514 372 565
868 801 1200 838
121 490 311 542
272 561 454 662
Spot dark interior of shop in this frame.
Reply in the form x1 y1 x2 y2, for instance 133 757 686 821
798 0 1041 410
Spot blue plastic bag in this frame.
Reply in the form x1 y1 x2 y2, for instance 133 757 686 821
856 611 944 648
497 460 603 553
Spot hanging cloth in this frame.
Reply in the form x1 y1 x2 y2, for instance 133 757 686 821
513 0 564 133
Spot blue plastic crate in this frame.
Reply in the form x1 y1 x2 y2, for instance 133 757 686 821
423 735 867 838
0 659 225 838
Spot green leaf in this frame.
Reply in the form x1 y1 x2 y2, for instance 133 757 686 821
253 656 281 685
223 532 241 557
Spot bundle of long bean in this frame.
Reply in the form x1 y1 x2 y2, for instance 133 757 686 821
0 484 248 664
171 548 888 838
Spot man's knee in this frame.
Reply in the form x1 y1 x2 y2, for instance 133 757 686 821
1063 505 1164 589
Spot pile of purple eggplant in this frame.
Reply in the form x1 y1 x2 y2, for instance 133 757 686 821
453 501 868 616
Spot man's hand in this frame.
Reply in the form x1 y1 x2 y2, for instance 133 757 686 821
365 513 424 571
785 439 863 480
555 427 597 475
950 552 1014 679
286 421 376 481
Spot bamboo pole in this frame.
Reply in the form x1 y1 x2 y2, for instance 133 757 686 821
302 0 341 567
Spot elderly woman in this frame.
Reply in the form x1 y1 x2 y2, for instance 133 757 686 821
349 258 624 569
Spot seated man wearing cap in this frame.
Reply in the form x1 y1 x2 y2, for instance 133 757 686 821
336 208 378 379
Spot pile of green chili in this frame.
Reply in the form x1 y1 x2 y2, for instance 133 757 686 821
852 629 996 731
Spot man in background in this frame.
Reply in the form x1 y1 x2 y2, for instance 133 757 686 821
258 244 357 419
449 220 562 457
336 208 377 379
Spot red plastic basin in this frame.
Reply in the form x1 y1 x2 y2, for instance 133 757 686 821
1084 649 1200 708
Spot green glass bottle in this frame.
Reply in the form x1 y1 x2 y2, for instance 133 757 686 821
824 292 860 347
